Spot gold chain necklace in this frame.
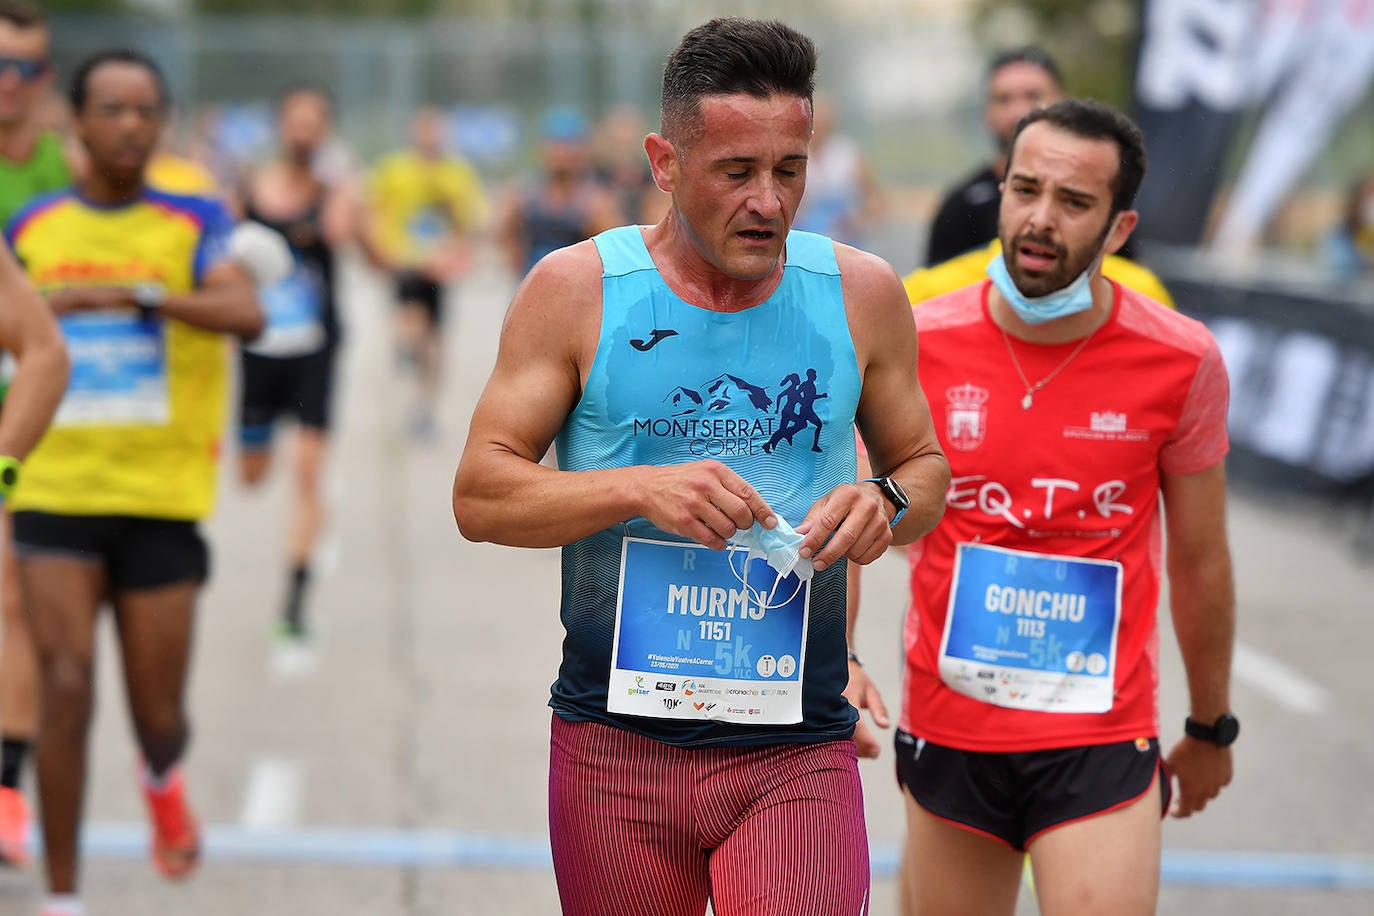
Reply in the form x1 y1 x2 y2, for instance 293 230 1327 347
999 324 1098 409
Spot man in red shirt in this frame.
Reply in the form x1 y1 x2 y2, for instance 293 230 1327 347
893 98 1237 915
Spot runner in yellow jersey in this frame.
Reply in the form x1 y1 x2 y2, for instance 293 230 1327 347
363 107 486 440
5 50 262 916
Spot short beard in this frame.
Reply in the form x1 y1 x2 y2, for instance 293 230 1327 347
1005 216 1113 297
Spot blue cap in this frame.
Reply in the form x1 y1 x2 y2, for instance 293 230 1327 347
540 106 588 142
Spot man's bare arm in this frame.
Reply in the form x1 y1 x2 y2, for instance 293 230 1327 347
453 242 773 550
0 247 68 459
848 247 948 545
49 260 263 341
1161 461 1236 817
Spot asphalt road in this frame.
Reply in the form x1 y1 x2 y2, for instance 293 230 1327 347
0 244 1370 915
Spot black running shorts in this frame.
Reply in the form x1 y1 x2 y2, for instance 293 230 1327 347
12 512 210 591
394 269 444 326
239 347 337 447
894 729 1170 851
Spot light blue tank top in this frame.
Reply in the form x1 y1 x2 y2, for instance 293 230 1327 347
551 226 862 747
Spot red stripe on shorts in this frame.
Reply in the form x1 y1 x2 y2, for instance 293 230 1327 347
549 715 870 916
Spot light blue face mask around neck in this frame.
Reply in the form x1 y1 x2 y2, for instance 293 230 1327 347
986 251 1094 325
986 218 1120 326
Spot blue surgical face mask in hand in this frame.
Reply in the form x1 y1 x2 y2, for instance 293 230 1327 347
728 517 814 610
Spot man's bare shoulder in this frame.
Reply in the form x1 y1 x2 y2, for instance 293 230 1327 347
831 241 908 310
514 239 605 313
502 240 606 377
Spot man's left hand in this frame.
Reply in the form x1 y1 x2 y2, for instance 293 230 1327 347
797 482 892 572
843 660 889 759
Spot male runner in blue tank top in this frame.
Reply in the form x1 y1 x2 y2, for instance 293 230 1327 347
454 17 949 916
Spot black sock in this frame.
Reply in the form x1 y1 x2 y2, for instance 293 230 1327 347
284 564 311 632
1 738 30 790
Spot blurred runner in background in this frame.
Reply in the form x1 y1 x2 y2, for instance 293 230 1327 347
364 106 486 441
498 105 620 278
792 92 884 247
235 85 355 644
6 49 262 916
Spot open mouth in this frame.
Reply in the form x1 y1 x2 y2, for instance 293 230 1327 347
1016 240 1060 272
737 228 776 243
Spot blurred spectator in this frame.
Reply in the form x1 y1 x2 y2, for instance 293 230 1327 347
792 92 883 246
1324 172 1374 278
592 103 669 226
924 47 1062 266
499 105 620 276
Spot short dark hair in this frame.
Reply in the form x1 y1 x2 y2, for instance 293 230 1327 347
69 49 169 114
1007 98 1147 214
987 46 1063 88
660 18 817 143
0 0 43 30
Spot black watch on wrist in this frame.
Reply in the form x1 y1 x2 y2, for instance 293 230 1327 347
1184 713 1240 747
861 476 909 528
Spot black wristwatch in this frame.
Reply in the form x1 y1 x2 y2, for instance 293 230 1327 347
861 476 909 528
1184 713 1240 747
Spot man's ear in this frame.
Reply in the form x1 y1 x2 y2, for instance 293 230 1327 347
645 132 677 194
1104 209 1139 256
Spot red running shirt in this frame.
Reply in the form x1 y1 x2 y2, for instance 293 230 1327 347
901 280 1229 752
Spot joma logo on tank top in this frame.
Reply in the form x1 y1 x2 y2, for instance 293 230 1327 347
632 368 830 458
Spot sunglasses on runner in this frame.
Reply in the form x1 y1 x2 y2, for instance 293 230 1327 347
0 57 48 82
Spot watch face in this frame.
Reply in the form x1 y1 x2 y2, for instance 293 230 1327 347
1215 714 1240 746
135 283 166 309
885 477 910 510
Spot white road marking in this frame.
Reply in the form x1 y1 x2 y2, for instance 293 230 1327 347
270 638 319 679
1232 642 1329 715
241 756 304 830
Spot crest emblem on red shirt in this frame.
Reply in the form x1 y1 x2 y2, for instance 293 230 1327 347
945 383 989 451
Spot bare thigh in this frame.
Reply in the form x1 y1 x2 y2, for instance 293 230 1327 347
900 792 1023 916
1027 775 1162 916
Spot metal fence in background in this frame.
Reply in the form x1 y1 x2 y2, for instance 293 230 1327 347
48 11 985 183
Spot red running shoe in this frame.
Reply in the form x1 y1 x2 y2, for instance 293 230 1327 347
0 785 31 867
141 768 200 880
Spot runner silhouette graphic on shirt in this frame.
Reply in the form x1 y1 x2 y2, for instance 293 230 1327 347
763 368 827 454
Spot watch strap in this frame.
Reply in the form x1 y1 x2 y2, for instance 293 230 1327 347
1184 713 1238 747
0 456 20 501
860 476 909 529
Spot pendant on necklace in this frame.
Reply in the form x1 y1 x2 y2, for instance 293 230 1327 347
1021 392 1033 409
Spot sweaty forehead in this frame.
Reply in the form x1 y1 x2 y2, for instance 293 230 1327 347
698 93 811 129
85 62 163 104
1009 122 1117 194
0 21 47 56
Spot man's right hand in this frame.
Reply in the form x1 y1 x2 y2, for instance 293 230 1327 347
635 460 776 551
